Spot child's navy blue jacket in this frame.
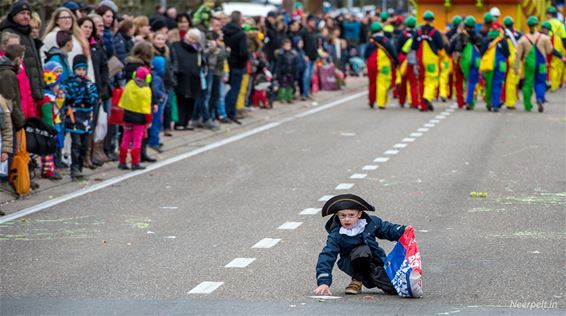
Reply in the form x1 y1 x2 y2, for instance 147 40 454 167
316 213 405 287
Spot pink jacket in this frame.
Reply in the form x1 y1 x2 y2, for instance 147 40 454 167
0 51 36 119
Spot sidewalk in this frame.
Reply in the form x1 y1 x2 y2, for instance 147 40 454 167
0 76 368 215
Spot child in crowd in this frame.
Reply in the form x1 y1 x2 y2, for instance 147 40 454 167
44 61 67 168
44 30 73 83
293 38 307 100
63 55 98 180
148 56 167 153
39 69 63 179
314 194 406 296
275 38 298 104
118 66 152 171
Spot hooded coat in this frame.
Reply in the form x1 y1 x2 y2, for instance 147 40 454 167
0 16 44 102
315 212 405 287
222 22 248 69
0 56 25 130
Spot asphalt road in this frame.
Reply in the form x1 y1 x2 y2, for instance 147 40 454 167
1 87 565 316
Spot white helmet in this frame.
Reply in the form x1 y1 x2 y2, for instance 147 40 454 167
490 7 501 18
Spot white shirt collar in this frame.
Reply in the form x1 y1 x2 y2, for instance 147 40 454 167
339 219 367 237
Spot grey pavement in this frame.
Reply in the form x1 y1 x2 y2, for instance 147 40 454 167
0 82 565 315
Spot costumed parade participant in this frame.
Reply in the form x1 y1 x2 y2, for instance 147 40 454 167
411 11 444 112
364 22 398 109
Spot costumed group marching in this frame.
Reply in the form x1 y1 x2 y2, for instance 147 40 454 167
364 6 566 113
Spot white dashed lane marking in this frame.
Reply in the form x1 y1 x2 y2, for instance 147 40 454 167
393 143 408 148
335 183 354 190
300 208 322 215
278 222 303 230
384 150 399 155
402 138 415 142
225 258 256 268
188 282 224 294
318 195 334 202
350 173 367 179
252 238 281 249
362 165 378 170
374 157 389 162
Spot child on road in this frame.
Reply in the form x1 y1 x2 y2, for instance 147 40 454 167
314 194 406 296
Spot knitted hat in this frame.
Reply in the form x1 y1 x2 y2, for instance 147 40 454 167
405 16 417 28
44 61 63 73
464 16 476 28
527 16 539 27
541 21 552 30
452 16 462 26
73 54 88 70
503 16 514 27
423 10 434 21
370 21 382 32
43 70 62 88
8 1 32 18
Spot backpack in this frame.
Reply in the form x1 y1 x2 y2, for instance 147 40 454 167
9 130 30 196
24 117 58 155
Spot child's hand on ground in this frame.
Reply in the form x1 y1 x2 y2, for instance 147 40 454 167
313 284 332 295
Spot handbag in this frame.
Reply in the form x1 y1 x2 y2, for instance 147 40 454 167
108 87 124 125
108 56 124 78
24 117 58 155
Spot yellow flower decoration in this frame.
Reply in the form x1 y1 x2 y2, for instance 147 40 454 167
43 70 59 85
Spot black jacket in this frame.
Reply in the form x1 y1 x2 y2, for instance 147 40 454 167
300 27 318 61
172 41 204 99
90 38 110 100
0 17 44 101
222 22 248 69
0 56 24 130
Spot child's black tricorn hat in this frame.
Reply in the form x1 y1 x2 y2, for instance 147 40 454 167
321 194 375 217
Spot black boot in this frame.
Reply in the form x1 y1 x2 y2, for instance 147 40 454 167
140 138 157 163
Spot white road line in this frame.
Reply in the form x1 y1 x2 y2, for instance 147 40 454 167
335 183 354 190
225 258 256 268
430 120 440 124
318 195 334 202
300 208 322 215
424 123 435 127
278 222 303 230
362 165 378 170
384 150 399 155
402 138 415 142
350 173 367 179
374 157 389 163
435 115 447 119
188 282 224 294
0 92 368 224
410 133 423 137
393 143 408 148
252 238 281 249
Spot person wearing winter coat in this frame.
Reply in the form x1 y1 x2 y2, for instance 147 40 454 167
0 1 45 103
172 29 204 129
314 194 406 296
0 44 25 132
62 55 99 181
222 11 248 124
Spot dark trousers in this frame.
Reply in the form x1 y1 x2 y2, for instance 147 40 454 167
175 95 195 128
70 133 88 174
350 245 396 294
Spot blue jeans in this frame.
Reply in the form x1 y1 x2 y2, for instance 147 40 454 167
302 61 315 97
191 73 211 123
225 67 245 119
148 98 166 146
